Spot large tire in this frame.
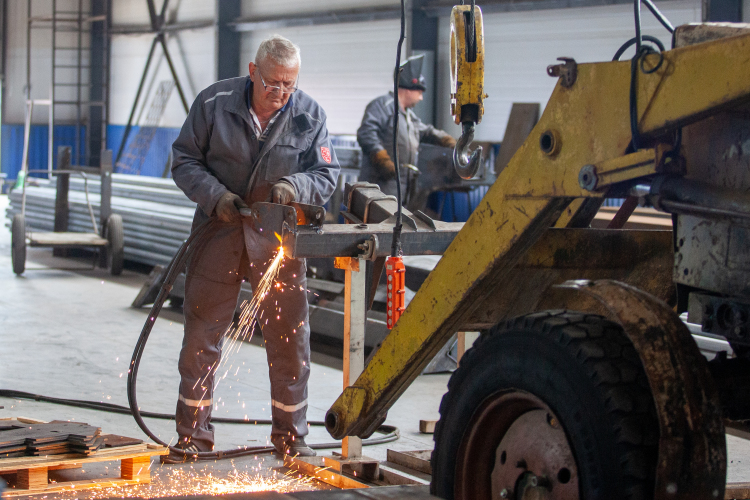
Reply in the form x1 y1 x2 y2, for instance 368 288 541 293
105 214 124 276
431 310 659 500
11 213 26 275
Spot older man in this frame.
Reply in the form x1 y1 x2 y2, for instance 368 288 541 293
167 34 339 462
357 54 456 198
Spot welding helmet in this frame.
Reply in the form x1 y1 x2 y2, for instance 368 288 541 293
397 54 427 91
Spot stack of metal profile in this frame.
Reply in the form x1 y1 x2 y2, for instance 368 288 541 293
5 174 196 267
4 138 364 267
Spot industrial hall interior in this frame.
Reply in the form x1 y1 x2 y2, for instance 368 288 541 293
2 0 750 499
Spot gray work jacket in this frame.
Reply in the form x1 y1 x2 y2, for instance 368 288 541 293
356 92 451 194
172 76 340 227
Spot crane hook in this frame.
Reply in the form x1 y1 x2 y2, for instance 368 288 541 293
453 121 482 180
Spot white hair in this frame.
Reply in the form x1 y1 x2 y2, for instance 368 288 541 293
255 34 301 69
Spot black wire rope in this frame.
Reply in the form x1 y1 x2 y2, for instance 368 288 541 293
634 0 643 52
626 0 674 152
641 0 675 33
390 0 407 258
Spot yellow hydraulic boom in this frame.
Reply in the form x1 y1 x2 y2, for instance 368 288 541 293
325 22 750 500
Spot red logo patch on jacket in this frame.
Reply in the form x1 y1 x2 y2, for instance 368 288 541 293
321 146 332 164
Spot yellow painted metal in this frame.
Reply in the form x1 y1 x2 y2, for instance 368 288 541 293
326 30 750 439
590 148 655 189
450 5 485 124
553 198 587 227
637 33 750 137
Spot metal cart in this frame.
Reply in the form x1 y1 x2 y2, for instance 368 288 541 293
11 147 124 276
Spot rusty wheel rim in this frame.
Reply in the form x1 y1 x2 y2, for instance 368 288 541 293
455 390 580 500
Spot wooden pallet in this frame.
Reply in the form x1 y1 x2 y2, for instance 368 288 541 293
0 443 168 496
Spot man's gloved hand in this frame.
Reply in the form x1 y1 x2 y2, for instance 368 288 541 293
438 135 457 148
370 149 396 179
270 181 296 205
215 192 248 223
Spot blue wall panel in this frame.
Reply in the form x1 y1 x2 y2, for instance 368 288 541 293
1 124 87 181
107 124 181 178
1 123 181 181
1 124 24 181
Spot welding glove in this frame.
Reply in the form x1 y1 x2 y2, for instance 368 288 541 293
438 135 457 148
270 181 296 205
215 192 248 223
371 149 396 179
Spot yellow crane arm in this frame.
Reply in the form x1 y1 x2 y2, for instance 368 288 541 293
325 31 750 440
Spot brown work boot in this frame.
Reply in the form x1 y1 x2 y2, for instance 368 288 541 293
271 435 316 457
160 440 202 464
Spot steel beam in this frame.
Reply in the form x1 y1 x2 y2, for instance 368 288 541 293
109 20 214 35
288 223 461 259
217 0 241 80
231 7 400 32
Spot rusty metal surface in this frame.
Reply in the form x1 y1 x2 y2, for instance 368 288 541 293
674 23 750 48
491 404 578 500
546 57 577 88
464 228 674 329
561 280 726 500
674 215 750 298
681 110 750 192
454 390 578 500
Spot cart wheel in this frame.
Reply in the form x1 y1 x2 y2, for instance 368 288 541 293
11 213 26 275
105 214 124 276
431 311 660 500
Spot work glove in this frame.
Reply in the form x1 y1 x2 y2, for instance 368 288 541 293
438 135 457 148
270 181 296 205
371 149 396 179
215 192 248 223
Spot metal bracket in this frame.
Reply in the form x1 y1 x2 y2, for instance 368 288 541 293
414 210 438 230
546 57 578 88
357 235 380 261
558 279 726 499
578 148 657 191
291 202 325 228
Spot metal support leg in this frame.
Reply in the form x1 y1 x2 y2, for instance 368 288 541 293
338 257 366 459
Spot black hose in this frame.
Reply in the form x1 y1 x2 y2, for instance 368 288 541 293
0 389 399 454
120 217 398 459
390 0 406 258
612 34 665 61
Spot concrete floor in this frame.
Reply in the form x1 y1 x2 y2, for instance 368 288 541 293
2 192 750 499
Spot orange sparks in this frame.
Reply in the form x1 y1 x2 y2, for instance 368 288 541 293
213 246 285 386
53 466 315 499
